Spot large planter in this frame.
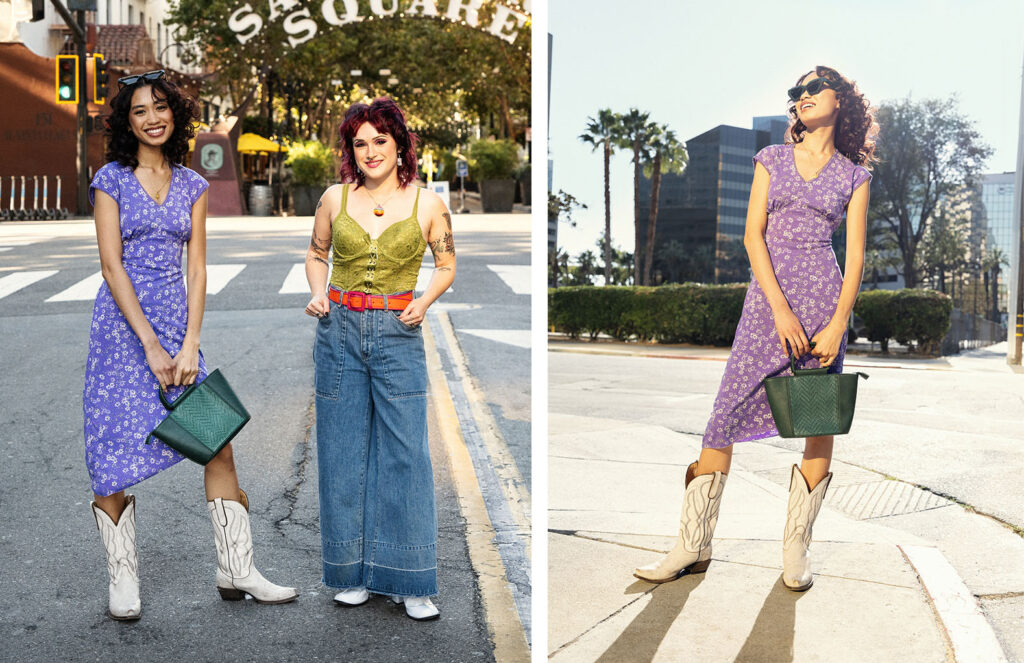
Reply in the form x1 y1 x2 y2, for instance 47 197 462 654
248 183 273 216
292 185 320 216
479 179 515 213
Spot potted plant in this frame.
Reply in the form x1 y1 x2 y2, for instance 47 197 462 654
285 140 334 216
469 138 520 213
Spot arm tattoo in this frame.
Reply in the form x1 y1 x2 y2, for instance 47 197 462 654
442 211 452 232
309 231 330 255
429 231 455 257
308 255 330 267
315 198 324 212
435 266 452 272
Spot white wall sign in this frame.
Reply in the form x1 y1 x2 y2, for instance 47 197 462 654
228 0 529 48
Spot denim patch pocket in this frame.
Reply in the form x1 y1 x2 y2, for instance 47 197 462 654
381 318 428 400
313 308 344 400
387 310 422 333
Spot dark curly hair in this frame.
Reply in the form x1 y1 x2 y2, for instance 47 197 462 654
338 97 419 189
104 78 199 168
786 65 879 169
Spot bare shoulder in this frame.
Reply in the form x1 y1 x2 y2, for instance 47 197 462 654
417 187 449 221
317 183 347 217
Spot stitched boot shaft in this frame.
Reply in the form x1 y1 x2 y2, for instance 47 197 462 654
633 462 728 583
208 494 298 604
91 495 141 620
782 465 832 591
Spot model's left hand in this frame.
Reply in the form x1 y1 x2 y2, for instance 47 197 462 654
172 344 200 386
398 297 429 327
809 322 845 368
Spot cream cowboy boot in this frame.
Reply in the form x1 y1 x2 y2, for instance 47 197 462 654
92 495 142 620
208 490 298 604
634 462 728 583
782 465 833 591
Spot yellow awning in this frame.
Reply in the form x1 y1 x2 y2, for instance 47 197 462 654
238 133 283 154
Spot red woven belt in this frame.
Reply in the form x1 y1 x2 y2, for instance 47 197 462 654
327 288 413 312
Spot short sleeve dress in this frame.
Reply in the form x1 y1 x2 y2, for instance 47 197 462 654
702 143 872 449
83 161 210 496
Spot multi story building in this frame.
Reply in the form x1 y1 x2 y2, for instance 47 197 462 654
981 172 1016 320
637 116 787 283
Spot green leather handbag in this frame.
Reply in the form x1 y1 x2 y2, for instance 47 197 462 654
763 349 868 438
145 369 251 465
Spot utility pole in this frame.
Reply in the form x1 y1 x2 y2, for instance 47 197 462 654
1010 49 1024 366
48 0 93 215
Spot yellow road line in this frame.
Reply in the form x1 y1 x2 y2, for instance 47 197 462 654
435 311 532 546
423 320 530 662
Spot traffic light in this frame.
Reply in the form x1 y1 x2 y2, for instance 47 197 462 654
56 55 78 104
94 55 108 104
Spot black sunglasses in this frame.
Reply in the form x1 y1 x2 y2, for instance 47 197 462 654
118 70 166 90
787 77 834 102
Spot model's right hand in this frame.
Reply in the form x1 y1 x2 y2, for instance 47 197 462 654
773 306 810 357
145 344 176 391
305 293 330 318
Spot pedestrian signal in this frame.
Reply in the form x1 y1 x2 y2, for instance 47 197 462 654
56 55 78 104
94 55 109 104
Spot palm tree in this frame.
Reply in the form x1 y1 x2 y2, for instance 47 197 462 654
579 109 622 285
616 108 658 286
640 125 688 285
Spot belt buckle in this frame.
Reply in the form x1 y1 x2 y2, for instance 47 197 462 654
346 291 366 312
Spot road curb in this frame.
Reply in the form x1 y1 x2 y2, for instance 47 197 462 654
424 317 531 662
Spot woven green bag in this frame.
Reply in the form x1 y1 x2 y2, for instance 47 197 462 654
763 349 868 438
146 369 251 465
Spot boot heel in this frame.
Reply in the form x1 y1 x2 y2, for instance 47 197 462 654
218 586 246 601
687 559 711 574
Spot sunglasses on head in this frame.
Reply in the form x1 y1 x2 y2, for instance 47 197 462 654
117 70 166 90
787 77 834 102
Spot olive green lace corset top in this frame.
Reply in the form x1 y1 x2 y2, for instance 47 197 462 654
330 184 426 294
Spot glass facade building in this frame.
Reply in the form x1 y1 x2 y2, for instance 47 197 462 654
638 116 788 282
981 172 1016 317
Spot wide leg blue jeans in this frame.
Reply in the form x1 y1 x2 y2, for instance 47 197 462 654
313 302 438 597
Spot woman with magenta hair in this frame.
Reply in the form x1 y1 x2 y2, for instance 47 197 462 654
85 71 296 620
304 97 455 620
634 65 877 592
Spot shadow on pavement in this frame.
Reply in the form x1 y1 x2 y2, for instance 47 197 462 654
734 575 806 663
595 574 707 663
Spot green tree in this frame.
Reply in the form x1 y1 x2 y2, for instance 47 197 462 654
548 190 587 288
982 246 1008 322
615 108 658 285
569 250 599 286
579 109 622 285
869 97 992 288
641 125 687 285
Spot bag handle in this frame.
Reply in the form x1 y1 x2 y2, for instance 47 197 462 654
787 341 816 373
158 382 199 410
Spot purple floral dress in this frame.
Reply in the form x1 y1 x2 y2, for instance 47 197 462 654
702 144 872 449
84 161 210 495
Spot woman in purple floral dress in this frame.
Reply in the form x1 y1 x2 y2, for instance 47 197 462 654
85 71 295 620
635 66 877 591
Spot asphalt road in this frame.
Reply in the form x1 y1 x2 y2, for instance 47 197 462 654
0 214 530 663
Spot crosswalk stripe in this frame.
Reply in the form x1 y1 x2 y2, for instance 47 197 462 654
46 271 104 302
417 267 453 294
458 329 531 349
279 263 309 294
487 264 530 295
205 264 246 295
0 247 12 252
0 270 58 300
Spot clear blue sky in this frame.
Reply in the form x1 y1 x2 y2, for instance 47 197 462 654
549 0 1024 257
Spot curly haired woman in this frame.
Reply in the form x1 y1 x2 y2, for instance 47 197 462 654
85 71 296 620
634 65 878 591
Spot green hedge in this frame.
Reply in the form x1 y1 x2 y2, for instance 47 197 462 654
550 285 952 353
548 284 746 344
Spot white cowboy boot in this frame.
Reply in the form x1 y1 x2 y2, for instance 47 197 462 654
392 595 440 621
782 465 833 591
208 490 298 604
91 495 141 620
634 462 728 583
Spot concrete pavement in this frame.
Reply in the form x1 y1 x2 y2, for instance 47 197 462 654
549 338 1024 663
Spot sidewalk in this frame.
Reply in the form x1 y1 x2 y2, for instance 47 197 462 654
549 341 1021 662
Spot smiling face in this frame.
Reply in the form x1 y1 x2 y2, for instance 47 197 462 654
794 72 840 127
352 122 399 182
128 85 175 148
